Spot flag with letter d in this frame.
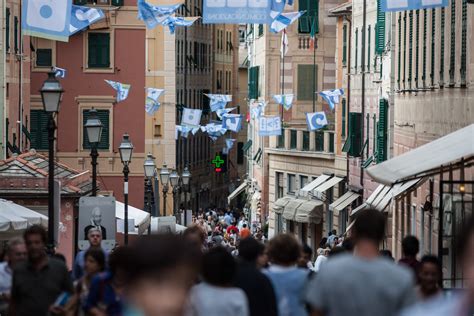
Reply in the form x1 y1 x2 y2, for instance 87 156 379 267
181 108 202 127
306 112 328 131
22 0 72 42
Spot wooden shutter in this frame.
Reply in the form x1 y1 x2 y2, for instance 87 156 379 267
355 28 358 71
36 49 52 67
449 0 456 85
297 64 317 101
348 112 362 157
30 110 49 150
342 24 347 64
83 109 110 150
398 14 402 89
377 99 388 163
440 8 445 87
408 11 413 88
14 16 18 53
415 10 420 88
298 0 318 34
376 0 385 54
88 33 110 68
5 8 10 52
367 25 371 71
460 0 467 86
341 99 346 137
422 10 427 86
430 9 435 86
248 66 259 99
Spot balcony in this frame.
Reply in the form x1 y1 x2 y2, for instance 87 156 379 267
269 129 335 159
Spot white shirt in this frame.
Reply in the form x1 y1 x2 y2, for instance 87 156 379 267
0 262 12 294
314 255 328 272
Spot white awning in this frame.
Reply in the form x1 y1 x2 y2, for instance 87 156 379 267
116 202 151 235
391 178 423 198
283 199 304 221
300 174 331 194
273 196 293 214
369 186 391 210
0 199 48 232
295 199 324 224
367 124 474 185
227 182 248 204
366 185 385 205
345 219 356 234
314 177 344 194
330 191 360 215
350 203 368 216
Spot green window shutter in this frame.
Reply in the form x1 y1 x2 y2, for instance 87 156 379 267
422 10 427 87
365 113 370 157
290 130 297 149
355 28 358 71
303 131 310 151
449 0 456 85
341 98 346 137
14 16 18 53
415 10 420 89
5 8 10 52
430 9 435 87
367 25 371 71
298 0 318 34
377 99 388 163
297 64 317 101
372 114 377 156
348 112 362 157
403 13 407 89
88 33 110 68
258 24 264 37
460 0 467 86
315 132 324 151
408 11 413 89
242 140 253 152
83 109 110 150
398 14 401 89
36 49 52 67
30 110 49 150
376 0 385 54
342 24 347 65
440 8 445 87
248 66 259 99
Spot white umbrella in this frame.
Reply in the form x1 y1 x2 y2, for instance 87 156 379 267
115 201 151 235
0 199 48 232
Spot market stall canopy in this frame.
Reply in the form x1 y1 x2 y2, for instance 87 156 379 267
273 196 293 214
115 201 151 235
367 124 474 185
227 182 248 204
0 199 48 232
295 199 324 224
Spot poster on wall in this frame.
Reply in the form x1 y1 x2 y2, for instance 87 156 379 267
203 0 272 24
78 197 116 251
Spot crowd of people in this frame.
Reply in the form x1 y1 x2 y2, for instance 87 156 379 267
0 207 473 316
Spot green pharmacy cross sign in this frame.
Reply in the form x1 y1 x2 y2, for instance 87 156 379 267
212 154 225 173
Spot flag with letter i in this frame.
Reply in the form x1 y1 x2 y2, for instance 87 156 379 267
310 17 316 49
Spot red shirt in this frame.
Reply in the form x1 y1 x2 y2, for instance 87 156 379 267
226 225 239 235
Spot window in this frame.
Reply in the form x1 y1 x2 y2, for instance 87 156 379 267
5 8 10 52
302 131 310 151
276 172 284 199
290 130 297 149
288 174 296 194
355 28 359 71
342 24 347 65
422 10 427 87
258 24 264 37
315 132 324 151
367 25 371 71
461 0 467 85
297 64 317 101
377 99 388 163
14 16 18 53
408 11 413 89
430 9 435 87
449 0 456 86
36 49 52 67
343 112 362 157
82 109 110 150
398 14 402 89
300 175 308 189
298 0 318 34
277 130 285 149
339 209 348 233
415 10 420 88
30 110 49 150
375 0 385 54
248 66 259 99
88 32 110 68
341 99 346 137
440 8 445 86
329 133 334 153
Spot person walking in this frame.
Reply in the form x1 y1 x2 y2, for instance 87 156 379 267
73 228 108 280
399 235 421 281
416 255 442 300
0 238 27 314
264 234 310 316
305 208 416 316
233 237 278 316
239 224 251 239
10 225 73 316
186 247 249 316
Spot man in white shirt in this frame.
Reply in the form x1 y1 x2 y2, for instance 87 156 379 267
0 238 27 313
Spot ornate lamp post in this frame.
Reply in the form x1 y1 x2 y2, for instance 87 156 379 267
119 134 133 245
169 169 180 218
159 163 170 217
181 166 191 226
143 153 156 232
84 108 103 196
40 71 63 249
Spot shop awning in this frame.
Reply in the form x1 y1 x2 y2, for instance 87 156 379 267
350 203 368 216
0 199 48 232
366 185 385 205
295 199 324 224
283 199 305 221
273 196 293 214
314 176 344 194
300 174 331 194
330 191 360 215
391 178 423 199
345 219 356 234
116 201 151 235
227 182 248 204
367 124 474 185
369 186 392 211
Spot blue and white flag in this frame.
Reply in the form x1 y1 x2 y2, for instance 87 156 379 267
223 138 236 154
270 11 304 33
182 108 202 127
53 66 66 78
381 0 448 12
251 101 266 119
216 107 235 119
318 89 344 110
176 125 192 138
203 0 273 24
162 16 199 34
203 122 226 141
145 88 165 115
22 0 72 42
306 112 328 131
206 94 232 112
273 94 294 111
70 5 105 35
105 80 131 102
222 114 243 132
259 116 282 136
137 0 182 29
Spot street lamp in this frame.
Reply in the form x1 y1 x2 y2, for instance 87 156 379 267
84 108 103 197
181 166 191 225
159 163 170 217
169 170 180 218
119 133 133 245
143 154 156 230
40 71 63 250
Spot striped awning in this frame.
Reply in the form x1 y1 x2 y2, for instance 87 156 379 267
283 199 305 221
273 196 293 214
330 191 360 215
295 199 324 224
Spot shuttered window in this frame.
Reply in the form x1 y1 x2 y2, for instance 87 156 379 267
5 8 10 52
82 109 110 150
315 132 324 151
278 130 285 148
398 14 402 89
88 33 110 68
422 10 427 87
298 0 319 34
297 64 317 101
367 25 371 71
248 66 259 99
408 11 413 89
372 114 377 156
415 10 420 89
14 16 18 53
290 130 297 149
348 112 362 157
36 49 52 67
288 174 296 194
30 110 50 150
460 0 467 86
303 131 310 151
341 98 346 137
403 13 407 89
355 28 359 71
276 172 284 198
237 142 244 164
375 0 385 54
449 0 455 86
258 24 264 37
430 9 435 86
342 24 347 65
377 99 388 163
440 8 445 87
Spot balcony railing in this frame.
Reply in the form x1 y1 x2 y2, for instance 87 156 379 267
273 129 335 155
